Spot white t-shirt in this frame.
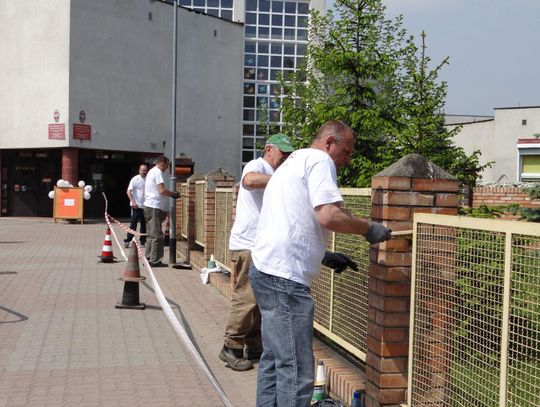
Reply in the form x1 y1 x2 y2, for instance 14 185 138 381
251 148 343 287
127 175 146 209
144 166 170 211
229 157 274 251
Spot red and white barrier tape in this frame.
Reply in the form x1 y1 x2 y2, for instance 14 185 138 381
104 209 234 407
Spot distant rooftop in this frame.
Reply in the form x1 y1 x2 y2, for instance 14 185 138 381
444 114 494 125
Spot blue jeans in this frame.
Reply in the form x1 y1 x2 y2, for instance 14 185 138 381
125 207 146 244
249 264 314 407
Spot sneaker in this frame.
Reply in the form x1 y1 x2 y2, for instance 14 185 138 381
219 346 253 371
149 261 168 267
124 242 130 248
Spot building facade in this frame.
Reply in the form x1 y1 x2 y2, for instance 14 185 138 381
0 0 243 217
177 0 324 164
450 106 540 183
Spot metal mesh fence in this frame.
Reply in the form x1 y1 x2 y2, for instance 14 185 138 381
409 214 540 407
312 189 372 360
195 181 205 247
214 188 233 271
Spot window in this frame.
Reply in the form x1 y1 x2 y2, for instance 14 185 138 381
521 155 540 180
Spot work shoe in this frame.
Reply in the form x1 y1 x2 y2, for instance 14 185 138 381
124 241 130 248
219 346 253 371
149 261 168 267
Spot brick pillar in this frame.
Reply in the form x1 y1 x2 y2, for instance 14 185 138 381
61 148 78 185
366 154 459 407
203 168 235 261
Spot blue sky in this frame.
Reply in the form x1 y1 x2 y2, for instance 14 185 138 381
328 0 540 115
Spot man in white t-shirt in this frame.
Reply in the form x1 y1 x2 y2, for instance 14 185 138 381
143 156 180 267
249 120 392 406
124 164 148 248
219 133 294 372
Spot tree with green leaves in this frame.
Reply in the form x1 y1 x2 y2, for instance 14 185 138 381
279 0 490 187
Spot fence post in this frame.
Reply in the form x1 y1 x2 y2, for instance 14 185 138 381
366 154 459 407
203 168 235 262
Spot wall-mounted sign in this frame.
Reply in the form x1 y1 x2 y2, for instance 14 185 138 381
49 123 65 140
79 110 86 123
73 124 91 140
54 109 60 123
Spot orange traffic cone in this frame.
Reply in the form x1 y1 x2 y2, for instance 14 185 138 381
116 245 146 310
98 227 116 263
163 215 170 247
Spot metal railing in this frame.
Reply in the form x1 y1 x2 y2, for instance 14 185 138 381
312 188 372 361
194 181 205 247
408 213 540 407
214 188 234 271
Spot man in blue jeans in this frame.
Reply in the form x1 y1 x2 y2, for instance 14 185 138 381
249 120 392 406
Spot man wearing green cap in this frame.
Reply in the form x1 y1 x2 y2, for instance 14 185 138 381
219 133 294 371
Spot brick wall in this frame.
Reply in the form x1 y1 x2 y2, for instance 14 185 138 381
473 186 540 208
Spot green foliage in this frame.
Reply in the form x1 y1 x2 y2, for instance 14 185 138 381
279 0 491 187
458 203 520 219
519 183 540 222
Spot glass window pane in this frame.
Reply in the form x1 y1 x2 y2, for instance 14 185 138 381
272 14 283 26
256 110 267 121
257 55 269 67
244 54 256 66
298 2 309 14
297 44 307 55
284 28 295 40
270 69 281 80
270 98 280 108
243 150 254 162
193 7 205 12
283 56 294 68
296 57 305 68
179 0 191 6
258 84 268 94
244 83 256 94
258 27 269 38
243 109 255 120
260 0 270 11
284 1 296 13
271 55 281 67
221 10 233 20
298 16 308 27
270 84 280 95
257 69 268 80
246 12 257 25
297 29 307 40
245 26 256 37
193 0 205 6
244 68 256 79
208 0 219 7
243 138 255 149
258 42 269 53
243 124 255 135
284 15 295 27
207 9 219 16
246 0 257 11
257 97 268 107
259 13 270 25
222 0 233 8
271 28 282 39
284 44 295 55
271 43 282 54
244 96 255 108
272 1 283 12
245 41 256 53
269 110 280 122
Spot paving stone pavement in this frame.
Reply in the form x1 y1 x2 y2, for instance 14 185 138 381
0 218 256 407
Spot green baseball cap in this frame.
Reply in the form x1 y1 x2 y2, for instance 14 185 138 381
266 133 294 153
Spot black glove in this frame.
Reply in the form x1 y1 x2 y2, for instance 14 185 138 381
321 252 358 273
170 191 180 199
365 222 392 244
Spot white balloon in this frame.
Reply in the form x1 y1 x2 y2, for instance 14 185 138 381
57 179 64 187
84 185 93 192
83 191 91 200
48 191 55 199
78 180 85 187
62 180 70 187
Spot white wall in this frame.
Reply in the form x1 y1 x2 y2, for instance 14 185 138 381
0 0 71 149
451 107 540 182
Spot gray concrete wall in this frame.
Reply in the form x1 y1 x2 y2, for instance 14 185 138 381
0 0 71 149
69 0 243 178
